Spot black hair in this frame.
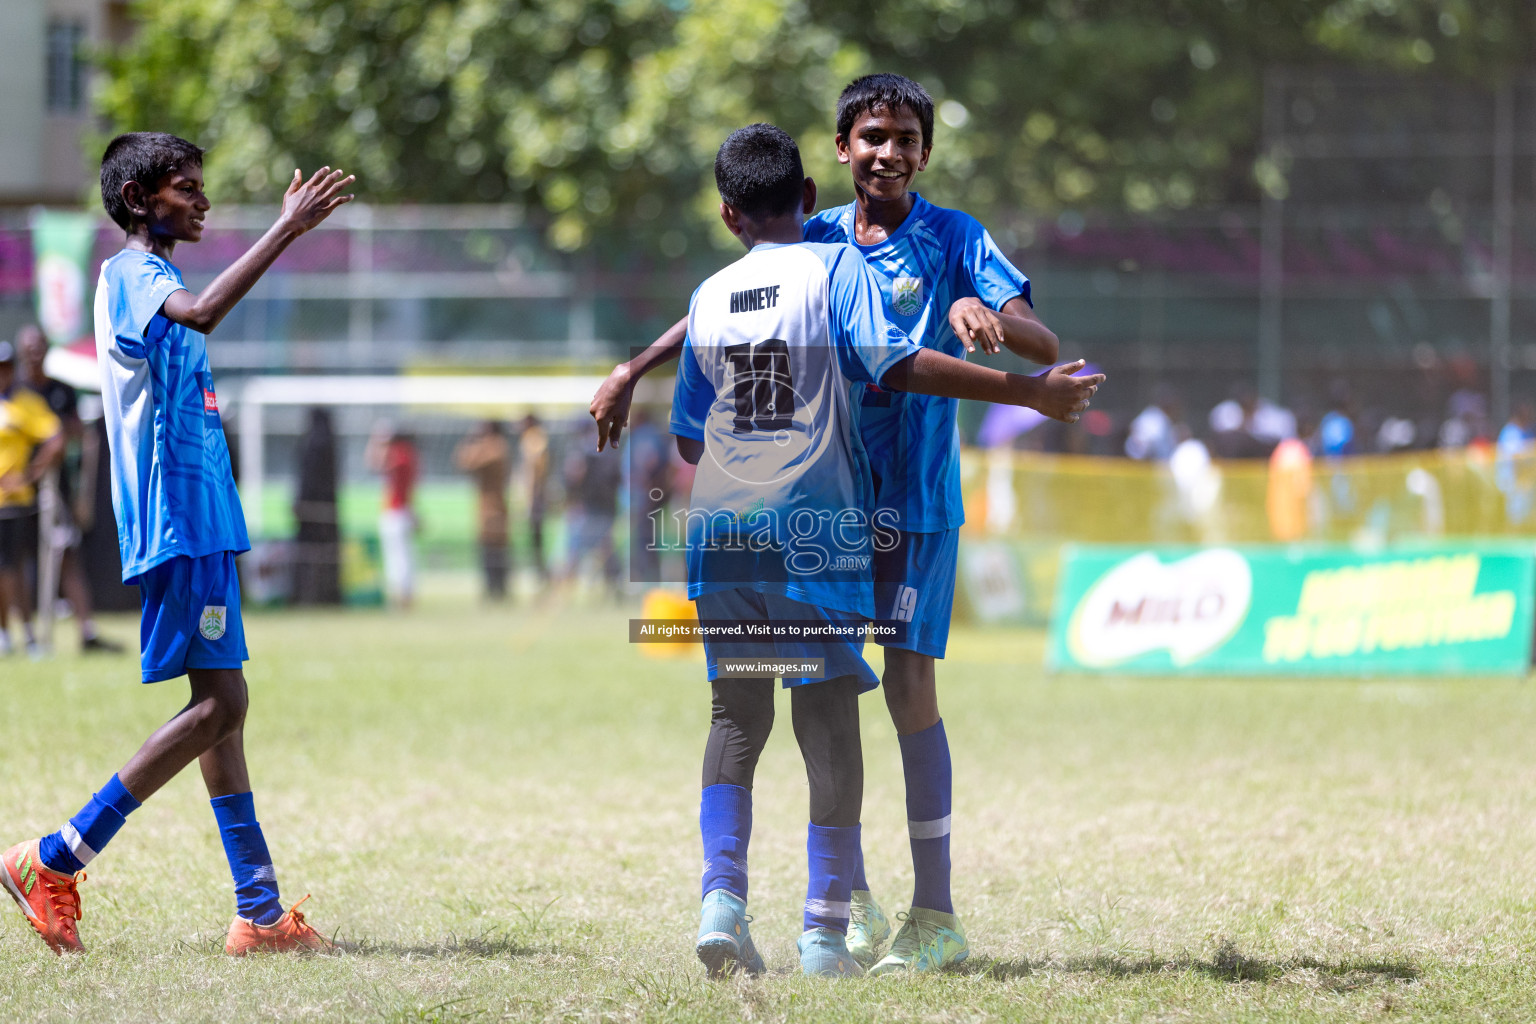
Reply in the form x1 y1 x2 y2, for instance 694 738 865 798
713 124 805 220
836 73 935 150
100 132 205 230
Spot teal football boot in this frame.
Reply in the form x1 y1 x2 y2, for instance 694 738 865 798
797 926 864 977
695 889 765 977
845 889 891 967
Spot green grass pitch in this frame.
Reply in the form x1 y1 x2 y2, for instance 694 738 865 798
2 597 1535 1022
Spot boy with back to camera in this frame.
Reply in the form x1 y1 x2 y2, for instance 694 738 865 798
599 75 1102 972
676 123 1094 977
1 132 354 956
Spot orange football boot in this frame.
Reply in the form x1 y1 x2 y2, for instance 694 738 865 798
1 839 86 954
224 894 332 956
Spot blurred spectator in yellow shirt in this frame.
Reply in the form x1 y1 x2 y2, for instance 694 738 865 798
0 339 64 657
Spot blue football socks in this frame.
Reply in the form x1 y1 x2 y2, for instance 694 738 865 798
38 774 141 875
210 792 283 926
700 784 752 901
851 843 869 892
901 719 954 914
804 823 860 933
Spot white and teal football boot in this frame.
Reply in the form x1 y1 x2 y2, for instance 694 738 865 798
869 907 969 975
695 889 765 977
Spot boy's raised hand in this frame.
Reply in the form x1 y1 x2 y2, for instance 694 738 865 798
278 167 356 235
159 166 356 335
1026 359 1104 423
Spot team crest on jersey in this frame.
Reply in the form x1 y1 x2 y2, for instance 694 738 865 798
891 276 924 316
199 606 227 641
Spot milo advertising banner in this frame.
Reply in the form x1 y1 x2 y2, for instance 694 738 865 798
31 210 99 346
1049 546 1535 675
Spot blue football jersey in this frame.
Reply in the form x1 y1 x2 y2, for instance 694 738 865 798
94 249 249 581
804 193 1031 531
671 241 920 617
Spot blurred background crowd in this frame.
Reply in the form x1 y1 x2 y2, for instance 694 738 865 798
2 0 1536 637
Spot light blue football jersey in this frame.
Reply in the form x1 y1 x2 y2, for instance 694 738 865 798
94 250 249 581
804 193 1031 531
671 241 920 617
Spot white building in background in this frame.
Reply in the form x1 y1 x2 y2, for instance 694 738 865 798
0 0 129 207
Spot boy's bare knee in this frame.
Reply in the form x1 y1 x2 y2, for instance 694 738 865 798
218 688 249 734
191 671 249 737
882 651 940 734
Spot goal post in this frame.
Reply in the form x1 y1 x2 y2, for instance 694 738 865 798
234 373 653 539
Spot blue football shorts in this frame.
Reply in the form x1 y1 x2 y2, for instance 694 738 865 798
695 587 879 692
137 551 249 683
872 528 960 659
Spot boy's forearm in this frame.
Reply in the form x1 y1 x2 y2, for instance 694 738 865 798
620 317 689 382
998 299 1059 365
167 220 303 333
883 349 1039 405
164 167 354 334
591 315 688 451
999 314 1059 365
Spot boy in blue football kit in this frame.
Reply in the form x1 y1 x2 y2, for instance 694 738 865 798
598 77 1103 972
678 123 1095 978
2 133 353 956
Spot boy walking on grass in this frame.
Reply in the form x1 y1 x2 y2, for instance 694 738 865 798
2 132 353 956
676 124 1094 977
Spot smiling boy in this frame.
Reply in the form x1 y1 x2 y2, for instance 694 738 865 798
593 76 1102 973
801 73 1059 974
1 132 353 956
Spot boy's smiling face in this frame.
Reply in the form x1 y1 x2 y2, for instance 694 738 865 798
126 163 210 244
836 105 931 204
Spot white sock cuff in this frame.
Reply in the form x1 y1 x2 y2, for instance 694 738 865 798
908 814 952 840
805 898 851 919
60 823 98 866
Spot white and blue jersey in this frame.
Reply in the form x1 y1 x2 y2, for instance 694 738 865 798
804 193 1030 532
94 250 249 583
671 241 920 619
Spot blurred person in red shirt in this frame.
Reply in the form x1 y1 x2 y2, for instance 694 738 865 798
367 423 419 608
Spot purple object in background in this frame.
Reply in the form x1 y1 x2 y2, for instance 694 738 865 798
977 362 1101 448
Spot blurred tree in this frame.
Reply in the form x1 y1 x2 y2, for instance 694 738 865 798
821 0 1536 222
97 0 681 250
98 0 865 255
97 0 1535 252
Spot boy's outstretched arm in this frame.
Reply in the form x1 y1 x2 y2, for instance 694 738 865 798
949 296 1059 364
590 315 688 452
883 352 1102 423
160 168 355 334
